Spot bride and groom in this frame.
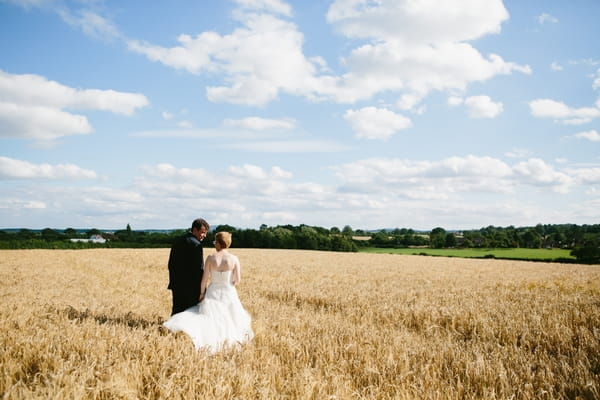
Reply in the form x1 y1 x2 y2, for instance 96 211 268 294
164 218 254 352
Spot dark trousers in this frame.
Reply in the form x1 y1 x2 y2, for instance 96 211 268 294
171 291 198 315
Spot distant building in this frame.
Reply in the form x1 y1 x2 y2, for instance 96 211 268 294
70 234 107 244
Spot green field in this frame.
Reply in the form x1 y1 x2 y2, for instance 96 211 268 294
360 247 576 262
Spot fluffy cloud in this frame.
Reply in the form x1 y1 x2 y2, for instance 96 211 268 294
5 0 121 41
223 117 296 131
128 12 323 106
344 107 411 139
128 0 529 108
573 129 600 142
0 70 148 115
449 95 503 118
331 155 576 196
129 156 589 228
0 70 148 140
2 156 595 230
0 102 92 140
233 0 292 16
322 0 530 102
57 8 121 40
536 13 558 25
0 156 98 180
528 98 600 125
566 167 600 184
225 139 350 153
505 148 532 158
466 96 503 118
512 158 573 193
327 0 509 43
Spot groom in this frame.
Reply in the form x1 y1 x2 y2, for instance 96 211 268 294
167 218 210 315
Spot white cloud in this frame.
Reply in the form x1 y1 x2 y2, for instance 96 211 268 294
229 164 269 180
223 117 296 131
0 70 148 140
177 120 193 129
3 156 595 230
537 13 558 25
528 98 600 125
229 164 292 180
344 107 411 140
233 0 292 16
397 93 424 112
593 68 600 90
512 158 573 193
0 101 92 140
574 129 600 142
566 167 600 184
2 0 51 9
0 156 98 180
569 59 600 67
447 95 503 118
505 148 532 158
327 0 509 43
0 197 46 210
225 139 351 153
128 11 324 106
322 0 530 103
332 155 577 196
57 8 121 41
128 0 530 109
464 95 503 118
447 96 464 106
5 0 121 41
551 62 563 71
0 70 148 115
161 111 173 120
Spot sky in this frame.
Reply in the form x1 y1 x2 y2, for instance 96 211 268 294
1 0 599 232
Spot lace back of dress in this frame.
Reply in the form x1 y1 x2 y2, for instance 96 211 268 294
211 270 232 285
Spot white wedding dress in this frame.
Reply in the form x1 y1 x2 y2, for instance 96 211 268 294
163 269 254 352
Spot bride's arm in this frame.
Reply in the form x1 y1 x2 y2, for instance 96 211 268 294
200 256 212 300
232 255 241 286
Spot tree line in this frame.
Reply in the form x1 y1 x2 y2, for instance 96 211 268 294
1 223 598 262
0 224 358 252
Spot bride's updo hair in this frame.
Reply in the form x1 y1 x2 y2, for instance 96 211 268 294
215 231 232 249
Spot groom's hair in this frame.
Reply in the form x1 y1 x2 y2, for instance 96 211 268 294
215 231 232 249
191 218 210 232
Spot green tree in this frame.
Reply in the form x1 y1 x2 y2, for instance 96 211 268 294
571 240 600 263
370 232 391 247
444 232 457 248
41 228 62 241
342 225 354 236
214 224 237 233
297 225 319 250
272 227 296 249
63 228 78 238
521 229 542 248
86 228 102 237
429 227 447 248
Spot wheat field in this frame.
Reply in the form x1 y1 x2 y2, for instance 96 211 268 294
0 248 598 399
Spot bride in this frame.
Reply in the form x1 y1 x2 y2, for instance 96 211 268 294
163 231 254 352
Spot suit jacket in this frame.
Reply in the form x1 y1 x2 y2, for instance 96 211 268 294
167 232 204 300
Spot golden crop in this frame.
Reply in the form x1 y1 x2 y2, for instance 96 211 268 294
1 248 599 399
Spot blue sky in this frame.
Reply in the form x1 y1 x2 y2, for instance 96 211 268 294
1 0 599 231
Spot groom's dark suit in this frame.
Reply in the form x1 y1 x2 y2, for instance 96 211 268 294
167 232 204 315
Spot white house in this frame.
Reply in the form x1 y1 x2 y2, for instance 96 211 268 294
70 234 107 244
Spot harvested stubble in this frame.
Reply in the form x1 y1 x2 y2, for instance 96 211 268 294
0 248 599 399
